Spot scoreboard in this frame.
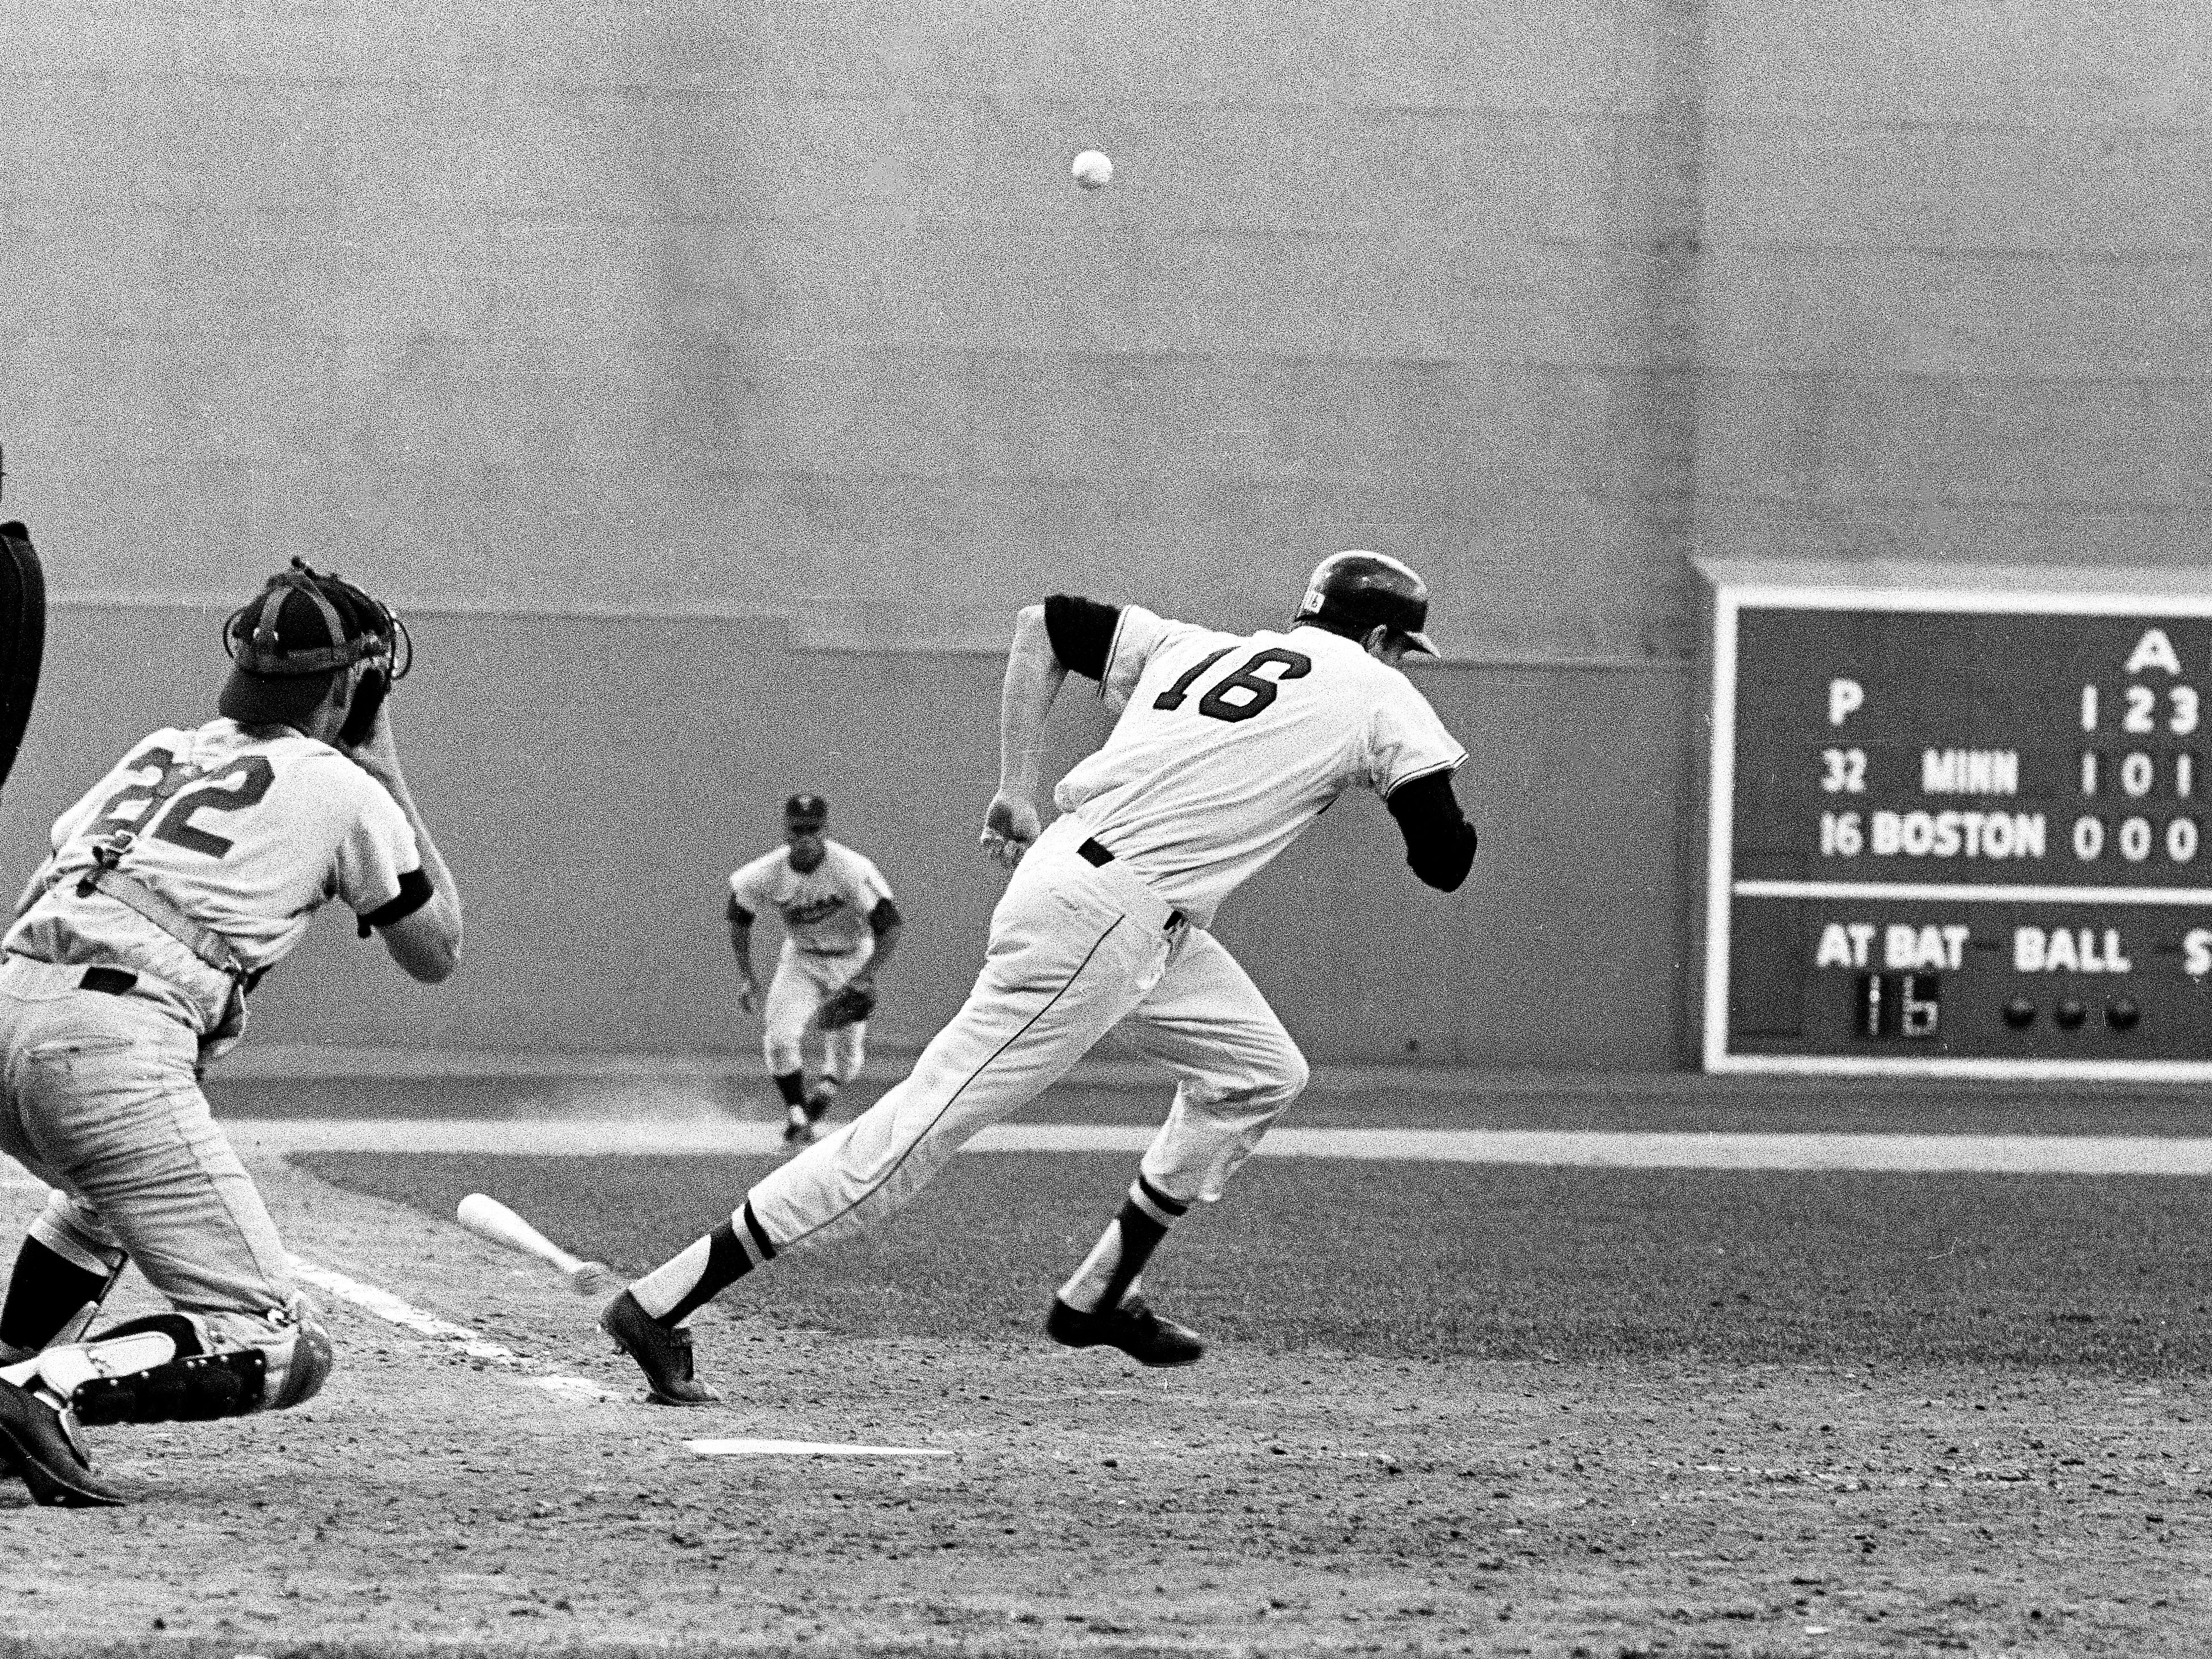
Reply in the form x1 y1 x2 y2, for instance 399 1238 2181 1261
1702 565 2212 1078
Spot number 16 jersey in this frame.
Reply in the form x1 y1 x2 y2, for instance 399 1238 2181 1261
1053 606 1465 928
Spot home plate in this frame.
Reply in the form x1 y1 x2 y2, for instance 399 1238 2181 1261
686 1437 951 1459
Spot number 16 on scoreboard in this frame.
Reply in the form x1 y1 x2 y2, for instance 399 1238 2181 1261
1857 971 1941 1040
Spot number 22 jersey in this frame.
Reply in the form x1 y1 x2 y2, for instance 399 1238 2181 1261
1053 606 1465 928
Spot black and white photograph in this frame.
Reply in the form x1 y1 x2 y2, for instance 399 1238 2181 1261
1 2 2208 1653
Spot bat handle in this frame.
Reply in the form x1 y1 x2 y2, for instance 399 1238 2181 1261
542 1243 585 1275
568 1261 617 1295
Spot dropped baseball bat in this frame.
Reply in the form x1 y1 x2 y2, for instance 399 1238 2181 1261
456 1193 616 1295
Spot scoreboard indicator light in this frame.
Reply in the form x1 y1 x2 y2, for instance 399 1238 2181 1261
1701 561 2212 1078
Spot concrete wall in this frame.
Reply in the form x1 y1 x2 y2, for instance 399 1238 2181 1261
1693 5 2211 572
3 0 1705 657
2 2 2206 1068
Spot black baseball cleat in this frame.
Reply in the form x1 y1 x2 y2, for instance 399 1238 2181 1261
781 1105 815 1145
1044 1295 1206 1367
600 1290 721 1407
802 1090 836 1127
0 1377 124 1507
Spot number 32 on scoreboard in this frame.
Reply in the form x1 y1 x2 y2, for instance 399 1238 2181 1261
1821 747 1867 793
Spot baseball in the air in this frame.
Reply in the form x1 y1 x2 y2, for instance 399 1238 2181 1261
1071 150 1114 189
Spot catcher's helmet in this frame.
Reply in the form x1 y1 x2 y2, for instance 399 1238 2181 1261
1293 551 1438 656
219 558 408 727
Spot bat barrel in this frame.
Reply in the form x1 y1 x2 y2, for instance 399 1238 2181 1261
457 1192 587 1276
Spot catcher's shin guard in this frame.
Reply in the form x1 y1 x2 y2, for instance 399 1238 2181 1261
67 1314 267 1423
58 1304 333 1425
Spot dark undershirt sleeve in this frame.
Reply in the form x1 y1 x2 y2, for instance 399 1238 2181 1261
1384 772 1478 892
869 898 902 933
726 895 755 926
1043 594 1121 680
359 867 434 936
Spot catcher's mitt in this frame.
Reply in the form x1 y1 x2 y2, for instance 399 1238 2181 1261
817 981 877 1030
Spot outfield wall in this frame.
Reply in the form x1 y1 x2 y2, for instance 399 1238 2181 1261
0 605 1689 1069
2 3 2204 1068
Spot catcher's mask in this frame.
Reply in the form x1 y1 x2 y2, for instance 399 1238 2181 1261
1294 550 1439 657
219 558 411 733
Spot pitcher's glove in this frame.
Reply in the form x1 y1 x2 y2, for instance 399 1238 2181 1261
817 981 877 1030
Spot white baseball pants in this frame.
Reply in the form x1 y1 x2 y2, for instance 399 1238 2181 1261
761 940 872 1081
745 815 1309 1254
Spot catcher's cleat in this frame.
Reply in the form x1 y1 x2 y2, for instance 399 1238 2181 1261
1044 1295 1206 1368
0 1377 124 1506
600 1290 720 1407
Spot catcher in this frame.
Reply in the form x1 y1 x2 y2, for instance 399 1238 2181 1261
0 553 461 1505
726 794 902 1144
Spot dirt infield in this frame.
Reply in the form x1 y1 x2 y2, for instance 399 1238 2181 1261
0 1152 2207 1657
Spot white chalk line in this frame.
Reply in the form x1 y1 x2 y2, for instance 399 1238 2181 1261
687 1437 950 1459
287 1260 950 1446
228 1118 2212 1175
287 1261 950 1448
285 1255 624 1403
0 1171 626 1404
6 1169 921 1427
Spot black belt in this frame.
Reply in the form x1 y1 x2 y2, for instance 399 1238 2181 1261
1077 839 1185 932
79 967 139 997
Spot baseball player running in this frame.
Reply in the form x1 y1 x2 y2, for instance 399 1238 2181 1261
603 551 1476 1403
727 794 903 1144
0 560 461 1504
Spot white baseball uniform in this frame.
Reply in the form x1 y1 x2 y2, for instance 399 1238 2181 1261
0 718 424 1390
729 839 895 1080
741 607 1464 1256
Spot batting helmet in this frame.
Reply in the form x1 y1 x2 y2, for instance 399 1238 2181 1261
1293 551 1439 656
219 558 409 729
